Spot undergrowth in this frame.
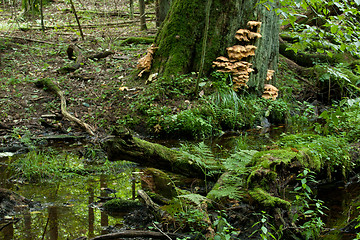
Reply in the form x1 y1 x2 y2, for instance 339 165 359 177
9 149 134 182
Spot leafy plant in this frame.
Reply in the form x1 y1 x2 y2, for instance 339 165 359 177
250 211 283 240
11 126 37 149
316 98 360 141
213 210 239 240
291 169 327 240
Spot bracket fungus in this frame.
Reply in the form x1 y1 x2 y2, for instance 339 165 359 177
262 84 279 100
212 20 262 90
235 28 262 42
227 45 257 60
266 70 275 82
137 44 158 77
247 21 262 33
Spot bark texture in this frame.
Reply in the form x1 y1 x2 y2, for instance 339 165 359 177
151 0 280 91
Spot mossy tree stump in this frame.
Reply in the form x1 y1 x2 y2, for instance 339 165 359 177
151 0 280 92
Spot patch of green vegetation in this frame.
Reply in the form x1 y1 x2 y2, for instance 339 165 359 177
9 146 134 182
160 197 210 234
277 133 352 172
103 199 142 212
316 98 360 141
10 150 85 182
129 72 290 139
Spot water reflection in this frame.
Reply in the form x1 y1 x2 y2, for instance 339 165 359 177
0 166 136 240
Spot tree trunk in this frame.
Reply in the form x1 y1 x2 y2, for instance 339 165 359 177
151 0 279 92
156 0 172 27
129 0 134 19
139 0 147 31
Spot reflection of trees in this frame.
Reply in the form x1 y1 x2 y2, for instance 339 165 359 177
48 206 58 240
24 209 32 240
1 221 14 239
100 175 109 235
88 183 95 238
6 169 137 239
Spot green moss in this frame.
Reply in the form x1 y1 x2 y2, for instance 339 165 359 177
278 134 352 171
250 149 301 169
118 37 154 46
143 168 178 199
35 78 60 94
249 188 291 209
103 199 142 212
153 0 206 75
134 137 179 164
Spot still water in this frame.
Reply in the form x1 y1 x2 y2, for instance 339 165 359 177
0 152 138 240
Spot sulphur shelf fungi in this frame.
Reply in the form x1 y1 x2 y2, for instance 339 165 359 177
212 21 262 89
262 84 278 100
137 44 158 77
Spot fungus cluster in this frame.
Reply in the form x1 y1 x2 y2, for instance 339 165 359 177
137 44 158 77
262 84 279 100
212 21 262 89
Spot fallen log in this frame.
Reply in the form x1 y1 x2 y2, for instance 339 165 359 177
102 128 223 179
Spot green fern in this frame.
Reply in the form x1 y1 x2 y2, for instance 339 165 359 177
180 142 258 201
223 150 257 173
178 193 209 206
180 142 223 176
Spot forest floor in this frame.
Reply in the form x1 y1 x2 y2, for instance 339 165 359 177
0 0 159 145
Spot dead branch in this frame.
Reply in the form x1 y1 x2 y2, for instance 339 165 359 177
0 35 58 45
88 51 114 60
69 0 84 40
35 78 95 136
20 21 139 31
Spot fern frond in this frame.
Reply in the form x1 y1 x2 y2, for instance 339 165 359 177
223 150 257 173
178 193 209 206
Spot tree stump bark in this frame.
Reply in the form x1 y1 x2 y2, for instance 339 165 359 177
151 0 280 92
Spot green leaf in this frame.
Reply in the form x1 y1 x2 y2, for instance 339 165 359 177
330 25 338 34
261 226 268 235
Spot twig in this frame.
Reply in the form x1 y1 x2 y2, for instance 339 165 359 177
152 222 172 240
41 217 50 240
0 218 20 231
69 0 84 40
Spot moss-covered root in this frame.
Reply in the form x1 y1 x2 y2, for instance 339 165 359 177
249 188 290 209
141 168 178 199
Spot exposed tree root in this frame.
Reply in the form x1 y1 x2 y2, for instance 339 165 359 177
35 78 95 136
102 127 223 179
280 56 317 88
